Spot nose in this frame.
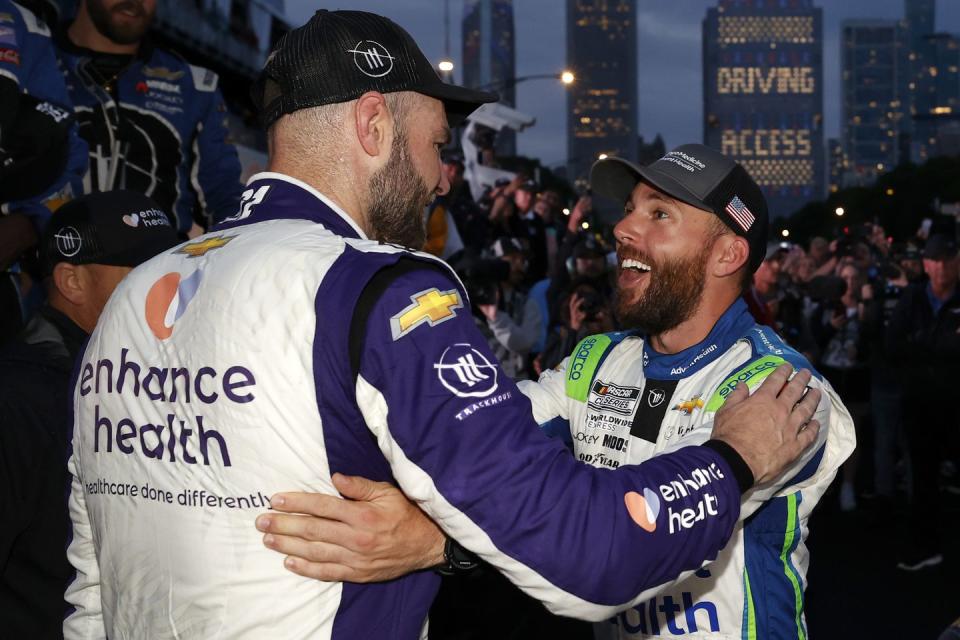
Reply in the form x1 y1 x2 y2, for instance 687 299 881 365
435 158 451 196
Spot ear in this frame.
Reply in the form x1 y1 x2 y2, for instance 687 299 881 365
713 234 750 280
52 262 86 306
354 92 392 158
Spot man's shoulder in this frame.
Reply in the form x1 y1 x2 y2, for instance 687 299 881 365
701 324 818 413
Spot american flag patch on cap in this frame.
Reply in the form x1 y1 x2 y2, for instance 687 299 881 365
725 196 755 232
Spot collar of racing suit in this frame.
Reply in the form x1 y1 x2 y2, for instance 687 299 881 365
212 172 369 240
641 297 756 380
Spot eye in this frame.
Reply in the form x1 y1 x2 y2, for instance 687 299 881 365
655 209 670 220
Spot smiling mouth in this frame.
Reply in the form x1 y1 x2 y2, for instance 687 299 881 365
620 258 652 273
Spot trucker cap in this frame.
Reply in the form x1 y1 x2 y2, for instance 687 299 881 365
253 9 498 129
590 144 770 272
39 191 179 275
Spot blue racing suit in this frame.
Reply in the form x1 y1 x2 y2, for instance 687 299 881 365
54 33 242 235
521 302 856 639
0 0 86 227
66 172 757 638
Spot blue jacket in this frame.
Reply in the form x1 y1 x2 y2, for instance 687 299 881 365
0 0 86 228
55 33 242 235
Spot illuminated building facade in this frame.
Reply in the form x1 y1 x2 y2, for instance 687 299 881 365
912 33 960 162
567 0 638 187
703 0 824 218
463 0 517 155
841 21 902 186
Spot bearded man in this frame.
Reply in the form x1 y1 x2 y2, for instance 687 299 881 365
254 146 855 639
54 0 242 236
64 13 824 639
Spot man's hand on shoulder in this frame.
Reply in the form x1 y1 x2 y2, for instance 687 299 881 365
256 473 445 582
711 363 821 485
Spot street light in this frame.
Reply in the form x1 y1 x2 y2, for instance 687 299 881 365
561 70 575 85
835 207 845 217
438 60 454 73
477 71 576 92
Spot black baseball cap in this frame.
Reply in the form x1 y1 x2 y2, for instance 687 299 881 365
254 10 498 129
923 234 958 260
39 191 179 275
590 144 770 272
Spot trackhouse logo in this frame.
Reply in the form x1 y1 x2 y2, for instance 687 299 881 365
435 344 498 398
348 40 395 77
55 226 83 257
647 387 666 408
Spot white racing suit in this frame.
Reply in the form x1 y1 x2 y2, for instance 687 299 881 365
520 300 856 640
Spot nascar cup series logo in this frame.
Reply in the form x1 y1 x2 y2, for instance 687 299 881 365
144 270 202 340
435 343 498 398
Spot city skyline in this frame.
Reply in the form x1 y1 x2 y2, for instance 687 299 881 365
291 1 960 168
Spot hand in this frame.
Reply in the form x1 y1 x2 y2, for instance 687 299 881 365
829 312 847 330
711 364 821 485
255 473 445 582
568 293 586 331
478 304 499 322
568 195 591 232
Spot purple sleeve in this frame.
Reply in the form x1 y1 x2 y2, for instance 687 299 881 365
353 265 743 620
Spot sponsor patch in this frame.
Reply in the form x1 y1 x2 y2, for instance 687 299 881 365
0 25 16 46
143 66 185 81
434 343 498 399
0 47 20 65
587 379 641 416
174 235 234 258
390 288 462 340
672 394 704 416
704 355 783 412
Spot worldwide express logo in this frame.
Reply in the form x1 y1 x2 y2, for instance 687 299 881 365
145 270 202 340
625 463 726 534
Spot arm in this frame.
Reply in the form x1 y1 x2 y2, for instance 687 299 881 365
274 263 816 620
191 83 243 228
63 445 105 638
485 293 543 354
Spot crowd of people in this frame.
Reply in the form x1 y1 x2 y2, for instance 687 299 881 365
0 2 956 639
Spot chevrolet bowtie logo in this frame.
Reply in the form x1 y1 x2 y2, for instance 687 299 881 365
175 235 235 258
672 395 705 415
390 288 463 340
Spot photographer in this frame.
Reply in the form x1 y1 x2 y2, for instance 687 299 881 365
459 239 542 379
536 280 614 374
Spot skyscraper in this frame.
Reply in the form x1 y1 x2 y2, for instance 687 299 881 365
841 20 902 186
463 0 517 156
566 0 638 187
703 0 825 218
912 32 960 162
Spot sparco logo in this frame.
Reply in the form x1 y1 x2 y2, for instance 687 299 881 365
568 337 600 381
647 388 666 407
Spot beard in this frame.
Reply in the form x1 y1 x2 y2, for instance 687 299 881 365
615 247 710 336
366 129 432 250
87 0 154 46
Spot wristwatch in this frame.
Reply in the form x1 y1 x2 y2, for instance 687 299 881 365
434 536 480 576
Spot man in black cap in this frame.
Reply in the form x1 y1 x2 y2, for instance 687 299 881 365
0 190 176 638
65 11 820 638
258 144 854 640
888 233 960 570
